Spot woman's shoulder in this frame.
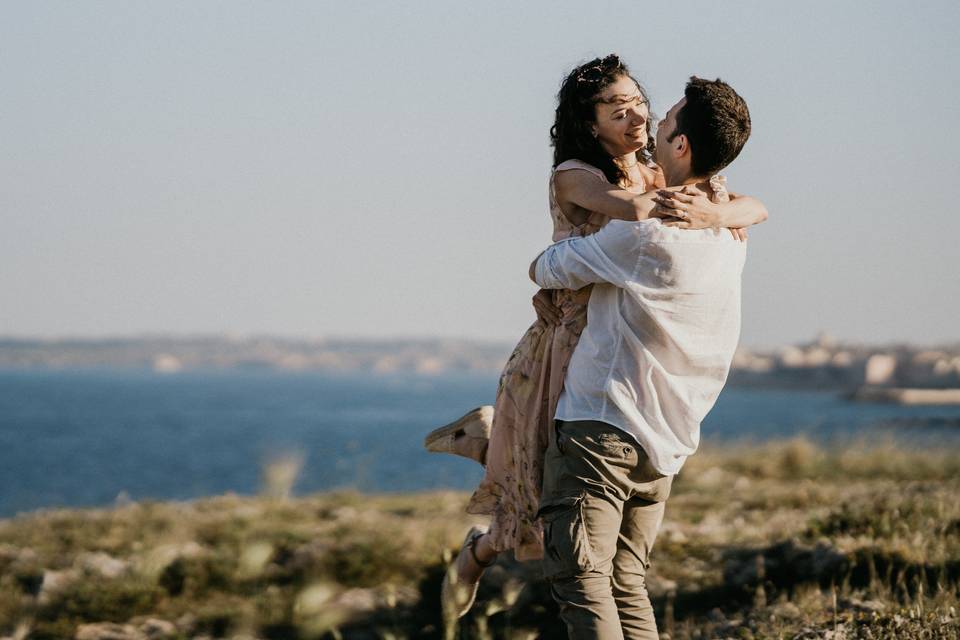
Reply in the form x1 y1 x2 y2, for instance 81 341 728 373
553 159 607 181
549 159 608 239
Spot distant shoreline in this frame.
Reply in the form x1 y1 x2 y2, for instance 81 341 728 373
2 334 959 392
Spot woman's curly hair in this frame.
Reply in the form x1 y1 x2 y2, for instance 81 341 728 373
550 54 655 185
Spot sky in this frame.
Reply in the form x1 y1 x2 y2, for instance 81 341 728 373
2 1 958 348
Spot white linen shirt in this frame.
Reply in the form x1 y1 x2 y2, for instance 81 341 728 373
534 218 747 476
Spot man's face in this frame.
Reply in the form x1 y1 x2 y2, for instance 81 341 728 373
654 97 685 169
593 75 649 157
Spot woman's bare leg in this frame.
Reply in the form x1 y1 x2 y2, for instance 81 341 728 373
456 532 498 583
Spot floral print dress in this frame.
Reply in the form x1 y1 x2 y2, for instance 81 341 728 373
465 159 630 561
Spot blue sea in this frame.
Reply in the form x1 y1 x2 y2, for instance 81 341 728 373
2 368 960 518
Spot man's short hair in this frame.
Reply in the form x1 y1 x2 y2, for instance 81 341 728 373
669 77 751 177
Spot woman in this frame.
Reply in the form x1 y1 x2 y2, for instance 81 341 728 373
426 54 768 619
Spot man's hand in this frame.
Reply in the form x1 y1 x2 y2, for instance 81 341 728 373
532 289 562 326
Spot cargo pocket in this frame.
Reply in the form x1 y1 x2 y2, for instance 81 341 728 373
537 492 594 580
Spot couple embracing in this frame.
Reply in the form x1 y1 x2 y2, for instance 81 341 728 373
425 53 768 639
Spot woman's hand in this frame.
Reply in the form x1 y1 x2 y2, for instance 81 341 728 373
654 186 748 242
532 289 561 326
653 186 722 229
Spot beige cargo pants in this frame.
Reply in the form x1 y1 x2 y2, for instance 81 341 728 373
538 419 673 640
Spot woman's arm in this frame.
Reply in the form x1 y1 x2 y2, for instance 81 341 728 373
553 169 661 224
719 192 769 228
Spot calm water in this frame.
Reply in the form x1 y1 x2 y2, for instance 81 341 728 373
2 368 960 518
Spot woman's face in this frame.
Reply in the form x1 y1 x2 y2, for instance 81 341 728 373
592 74 649 157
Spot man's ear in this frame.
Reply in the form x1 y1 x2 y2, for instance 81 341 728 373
675 133 689 156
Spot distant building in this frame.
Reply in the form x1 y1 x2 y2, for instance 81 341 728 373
864 354 896 386
152 354 183 373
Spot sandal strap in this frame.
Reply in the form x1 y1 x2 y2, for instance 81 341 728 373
468 532 496 568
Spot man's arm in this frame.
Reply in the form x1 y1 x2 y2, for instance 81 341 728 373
528 253 544 283
529 221 642 290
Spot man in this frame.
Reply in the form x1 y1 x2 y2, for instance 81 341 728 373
530 76 761 639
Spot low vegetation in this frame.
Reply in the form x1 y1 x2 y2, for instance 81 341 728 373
1 439 958 639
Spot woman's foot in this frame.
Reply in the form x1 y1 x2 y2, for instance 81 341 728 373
441 527 497 620
424 406 493 466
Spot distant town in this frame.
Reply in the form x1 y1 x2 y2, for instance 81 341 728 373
1 333 959 401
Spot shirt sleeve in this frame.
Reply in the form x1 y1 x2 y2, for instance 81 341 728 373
533 220 645 290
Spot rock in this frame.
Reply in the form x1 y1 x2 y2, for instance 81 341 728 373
647 577 678 597
136 541 206 579
0 543 21 563
331 505 358 520
707 607 728 623
771 601 802 620
288 539 332 574
292 583 411 630
174 612 197 635
129 618 177 639
293 583 348 635
665 525 688 544
294 582 337 616
237 541 274 578
76 552 130 579
4 546 38 571
843 597 885 613
74 622 145 640
332 587 378 614
37 568 81 604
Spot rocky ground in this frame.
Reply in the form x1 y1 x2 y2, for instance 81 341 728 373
1 438 958 639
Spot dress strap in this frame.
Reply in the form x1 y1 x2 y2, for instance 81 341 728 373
709 174 729 203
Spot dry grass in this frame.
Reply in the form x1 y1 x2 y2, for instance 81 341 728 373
0 439 958 639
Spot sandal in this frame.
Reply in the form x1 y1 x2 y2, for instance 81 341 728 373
424 406 493 465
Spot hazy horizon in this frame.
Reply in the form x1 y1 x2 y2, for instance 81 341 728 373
2 330 957 353
4 1 958 349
